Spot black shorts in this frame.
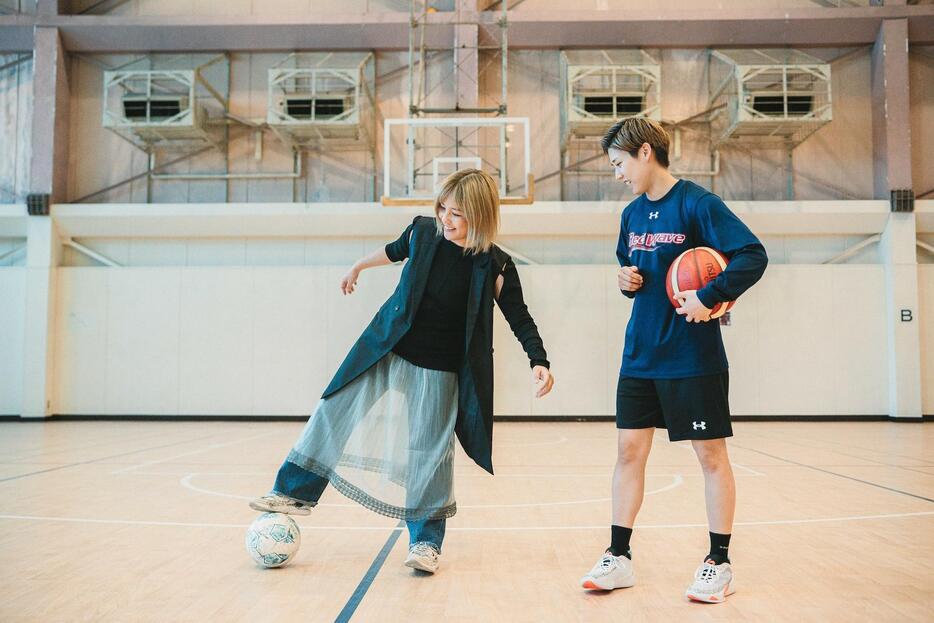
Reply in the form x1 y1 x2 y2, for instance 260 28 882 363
615 371 732 441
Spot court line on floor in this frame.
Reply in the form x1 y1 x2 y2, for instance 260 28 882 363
673 442 765 476
742 427 932 463
333 520 405 623
4 429 181 463
459 474 681 508
495 436 568 447
177 472 683 508
1 510 931 530
739 430 920 467
740 430 934 475
730 443 934 504
0 435 216 484
111 431 280 474
328 442 581 623
896 466 934 476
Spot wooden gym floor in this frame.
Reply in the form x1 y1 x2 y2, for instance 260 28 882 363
0 420 932 622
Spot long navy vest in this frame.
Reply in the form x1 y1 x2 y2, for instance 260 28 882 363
321 216 548 475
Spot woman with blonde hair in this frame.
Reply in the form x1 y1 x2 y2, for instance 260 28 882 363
251 168 554 573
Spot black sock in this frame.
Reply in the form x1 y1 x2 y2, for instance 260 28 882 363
608 525 632 559
706 531 731 564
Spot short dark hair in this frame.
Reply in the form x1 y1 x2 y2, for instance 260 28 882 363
600 117 671 168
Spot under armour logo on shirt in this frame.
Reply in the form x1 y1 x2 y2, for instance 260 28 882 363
649 211 659 220
693 421 706 430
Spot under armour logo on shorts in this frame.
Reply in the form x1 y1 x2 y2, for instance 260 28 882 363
692 421 706 431
649 211 659 220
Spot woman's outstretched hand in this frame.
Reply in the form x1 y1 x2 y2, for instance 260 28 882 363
340 266 361 295
532 365 554 398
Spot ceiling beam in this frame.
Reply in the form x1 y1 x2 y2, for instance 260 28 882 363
1 5 932 53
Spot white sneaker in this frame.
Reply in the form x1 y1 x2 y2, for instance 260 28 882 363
685 560 735 603
580 551 636 590
248 493 313 516
404 542 440 574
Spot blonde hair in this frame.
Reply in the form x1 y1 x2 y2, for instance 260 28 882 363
434 168 500 254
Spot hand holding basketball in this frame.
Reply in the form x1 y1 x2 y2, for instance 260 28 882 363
666 247 734 319
675 290 712 323
618 266 643 293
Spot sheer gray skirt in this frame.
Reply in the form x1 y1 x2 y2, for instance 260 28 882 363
286 351 459 520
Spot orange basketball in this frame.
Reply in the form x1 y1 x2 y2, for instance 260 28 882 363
665 247 734 319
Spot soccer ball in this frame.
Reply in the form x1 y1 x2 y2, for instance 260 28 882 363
245 512 301 568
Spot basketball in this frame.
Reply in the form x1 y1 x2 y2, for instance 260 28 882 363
245 512 301 569
666 247 735 319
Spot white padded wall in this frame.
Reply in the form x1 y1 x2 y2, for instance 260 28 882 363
733 264 888 416
0 268 26 414
495 264 887 417
919 265 934 416
54 268 107 413
54 266 399 416
53 263 889 418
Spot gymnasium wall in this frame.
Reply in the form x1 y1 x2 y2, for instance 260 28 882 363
67 0 425 15
58 233 883 268
0 234 24 267
920 264 934 416
63 0 875 16
0 203 26 415
61 46 894 205
910 47 934 198
511 0 875 9
66 0 884 16
66 50 416 204
6 12 932 208
556 47 875 203
0 53 33 205
0 266 25 415
51 265 389 416
47 261 890 418
3 4 931 419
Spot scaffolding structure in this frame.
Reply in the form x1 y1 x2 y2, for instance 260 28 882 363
708 48 832 148
407 0 508 116
383 1 531 204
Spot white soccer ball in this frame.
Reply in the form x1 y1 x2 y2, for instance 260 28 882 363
245 512 301 568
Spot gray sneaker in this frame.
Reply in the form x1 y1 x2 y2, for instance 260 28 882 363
249 493 313 516
404 542 440 573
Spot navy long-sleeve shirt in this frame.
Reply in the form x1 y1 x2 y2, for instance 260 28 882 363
616 179 768 379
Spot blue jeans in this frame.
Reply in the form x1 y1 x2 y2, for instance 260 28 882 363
272 460 447 551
